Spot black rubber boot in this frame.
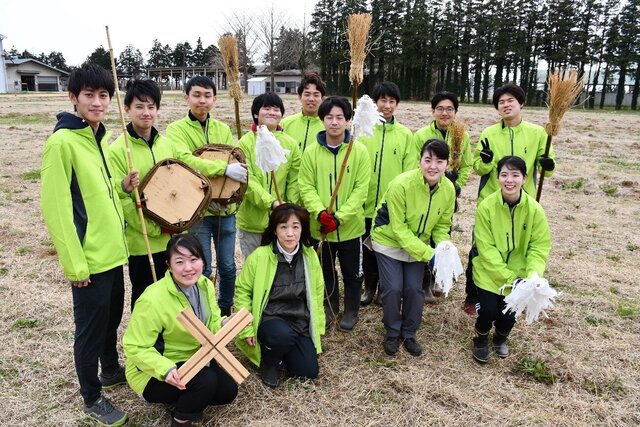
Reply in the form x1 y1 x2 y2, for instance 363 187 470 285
492 330 509 358
259 360 279 388
339 288 360 331
360 271 378 306
472 331 490 363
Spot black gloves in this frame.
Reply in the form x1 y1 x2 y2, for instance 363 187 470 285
479 138 493 163
539 156 555 171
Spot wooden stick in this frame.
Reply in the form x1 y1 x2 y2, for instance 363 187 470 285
233 98 242 138
536 135 553 202
271 171 282 203
177 307 253 385
105 26 157 282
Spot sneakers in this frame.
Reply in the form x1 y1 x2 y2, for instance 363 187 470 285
83 396 127 426
472 336 489 363
492 335 509 358
259 362 279 389
403 338 423 357
99 366 126 390
463 302 477 316
383 336 400 356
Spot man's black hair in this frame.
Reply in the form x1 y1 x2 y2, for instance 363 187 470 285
297 72 326 97
68 63 115 98
431 91 459 111
318 97 352 121
493 82 525 109
124 79 162 108
372 81 401 103
185 75 216 95
251 93 285 124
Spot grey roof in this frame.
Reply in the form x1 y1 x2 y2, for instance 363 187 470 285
5 57 69 75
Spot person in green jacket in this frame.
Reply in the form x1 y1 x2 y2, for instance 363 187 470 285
166 76 248 317
371 139 455 357
123 234 237 427
298 96 371 331
281 72 326 153
110 79 171 309
237 93 301 258
235 204 325 388
471 155 551 363
463 83 556 315
359 81 416 306
40 63 139 426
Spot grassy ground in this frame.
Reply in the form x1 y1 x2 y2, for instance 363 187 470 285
0 92 639 426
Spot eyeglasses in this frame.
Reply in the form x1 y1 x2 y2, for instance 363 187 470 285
435 106 455 113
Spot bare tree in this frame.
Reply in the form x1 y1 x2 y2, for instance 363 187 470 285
255 4 288 92
224 12 260 92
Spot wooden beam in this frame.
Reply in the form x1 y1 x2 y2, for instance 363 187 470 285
177 307 253 385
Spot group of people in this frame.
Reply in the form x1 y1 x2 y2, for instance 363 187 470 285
40 63 553 426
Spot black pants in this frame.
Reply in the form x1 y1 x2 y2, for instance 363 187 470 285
142 362 237 421
465 244 479 304
318 237 363 313
71 265 124 405
257 318 318 380
128 251 168 310
362 218 379 288
475 286 516 335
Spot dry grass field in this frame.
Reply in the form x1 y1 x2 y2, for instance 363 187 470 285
0 91 639 426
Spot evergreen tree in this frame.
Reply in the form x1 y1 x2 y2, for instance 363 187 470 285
85 46 112 70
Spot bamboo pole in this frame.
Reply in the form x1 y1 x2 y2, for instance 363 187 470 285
271 171 282 203
105 26 157 282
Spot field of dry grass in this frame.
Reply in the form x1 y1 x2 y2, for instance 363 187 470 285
0 91 639 426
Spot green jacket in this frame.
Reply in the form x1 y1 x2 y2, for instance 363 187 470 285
235 244 325 366
360 118 416 218
110 125 173 255
472 190 551 295
40 113 127 281
281 112 325 153
473 119 555 204
166 112 237 216
236 129 301 233
123 270 222 395
414 121 473 188
371 168 455 262
298 131 371 242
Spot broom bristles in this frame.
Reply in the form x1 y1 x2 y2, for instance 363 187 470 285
545 68 584 136
448 117 467 170
347 13 372 87
218 34 243 101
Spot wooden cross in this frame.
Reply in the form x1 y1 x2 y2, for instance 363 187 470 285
177 307 253 385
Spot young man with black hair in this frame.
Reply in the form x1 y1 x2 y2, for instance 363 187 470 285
236 92 301 257
298 96 371 331
40 63 138 426
463 82 555 315
166 76 247 317
359 81 415 306
281 72 326 153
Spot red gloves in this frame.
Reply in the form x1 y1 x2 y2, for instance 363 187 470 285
318 210 339 234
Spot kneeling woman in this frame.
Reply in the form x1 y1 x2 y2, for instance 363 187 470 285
235 203 325 388
371 139 456 357
471 156 551 363
123 234 237 426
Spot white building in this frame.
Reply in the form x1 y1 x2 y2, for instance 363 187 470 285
3 58 69 93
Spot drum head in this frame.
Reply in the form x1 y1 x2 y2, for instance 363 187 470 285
193 144 247 204
139 159 212 232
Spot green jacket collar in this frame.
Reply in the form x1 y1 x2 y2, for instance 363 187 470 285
126 122 159 146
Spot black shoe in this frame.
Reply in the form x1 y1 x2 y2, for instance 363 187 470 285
259 362 278 389
403 338 423 357
83 396 127 426
383 336 400 356
99 366 126 390
220 306 232 317
360 287 376 306
339 311 358 331
492 335 509 358
472 336 490 363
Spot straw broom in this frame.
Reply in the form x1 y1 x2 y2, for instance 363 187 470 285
447 117 467 172
347 13 372 109
536 68 585 202
219 35 243 138
105 26 157 282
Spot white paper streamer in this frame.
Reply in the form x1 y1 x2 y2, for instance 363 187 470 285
255 125 289 173
432 241 464 297
352 95 384 139
501 273 559 324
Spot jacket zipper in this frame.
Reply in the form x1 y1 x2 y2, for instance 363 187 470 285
505 206 516 263
334 152 340 241
509 127 514 155
373 125 386 210
303 119 310 152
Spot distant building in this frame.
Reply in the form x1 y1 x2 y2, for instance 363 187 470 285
3 58 69 93
249 68 304 95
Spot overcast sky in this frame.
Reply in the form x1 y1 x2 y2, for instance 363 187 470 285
0 0 317 66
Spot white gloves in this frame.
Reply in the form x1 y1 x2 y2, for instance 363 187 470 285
225 163 248 183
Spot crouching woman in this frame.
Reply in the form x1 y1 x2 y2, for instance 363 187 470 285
123 234 237 427
471 155 551 363
235 203 325 388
